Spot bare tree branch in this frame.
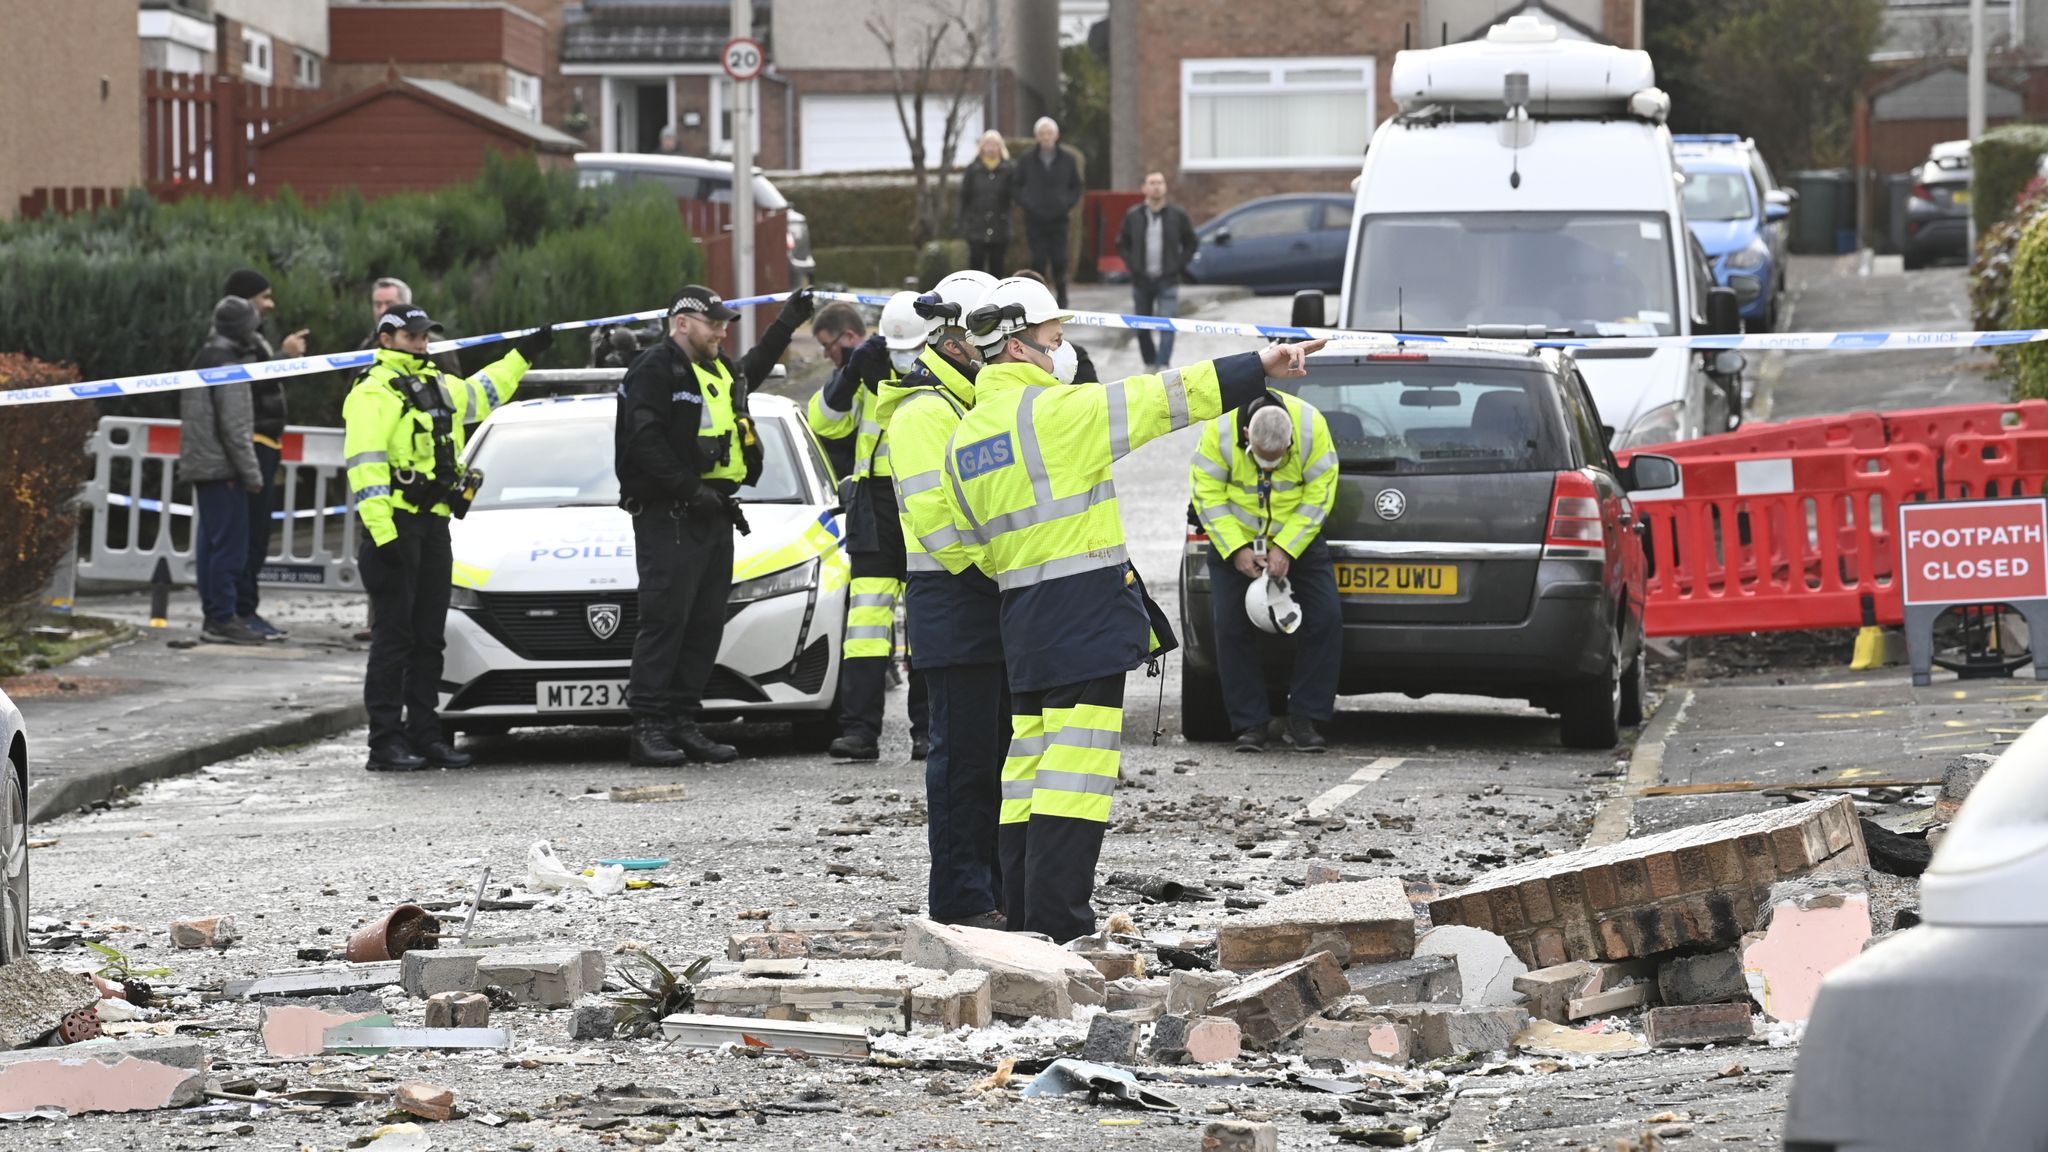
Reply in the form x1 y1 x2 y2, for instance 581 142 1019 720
869 0 990 247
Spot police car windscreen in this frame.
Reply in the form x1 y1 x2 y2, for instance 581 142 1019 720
464 415 807 510
1680 170 1754 222
1287 364 1569 476
1348 212 1679 336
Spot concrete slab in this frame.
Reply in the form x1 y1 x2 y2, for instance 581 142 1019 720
902 920 1104 1020
1214 878 1415 971
0 1037 208 1115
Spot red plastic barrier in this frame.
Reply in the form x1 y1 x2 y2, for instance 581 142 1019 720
1633 445 1937 638
1884 399 2048 455
1650 412 1885 459
1942 430 2048 499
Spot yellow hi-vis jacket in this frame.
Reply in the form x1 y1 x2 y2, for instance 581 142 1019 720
943 351 1269 692
1190 390 1338 559
883 347 980 576
343 346 532 546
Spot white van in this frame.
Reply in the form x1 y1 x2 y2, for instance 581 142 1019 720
1298 15 1745 448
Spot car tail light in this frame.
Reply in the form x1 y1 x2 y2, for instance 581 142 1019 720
1367 352 1429 361
1187 525 1209 542
1547 471 1604 547
787 230 796 252
1911 182 1931 202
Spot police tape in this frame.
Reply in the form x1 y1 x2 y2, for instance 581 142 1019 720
107 493 352 520
5 285 2040 409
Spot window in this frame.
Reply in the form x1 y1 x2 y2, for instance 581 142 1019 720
1181 57 1374 171
506 69 540 122
292 49 319 89
712 78 763 159
1225 201 1316 241
240 28 272 85
1289 363 1567 475
468 416 807 510
1681 170 1754 222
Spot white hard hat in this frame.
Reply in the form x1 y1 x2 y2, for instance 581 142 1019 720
879 290 935 352
966 276 1072 351
1246 573 1302 635
922 270 998 330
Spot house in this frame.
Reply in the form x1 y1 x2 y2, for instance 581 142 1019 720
0 0 141 219
255 74 583 200
140 0 331 88
1863 0 2048 176
327 1 549 117
1104 0 1641 222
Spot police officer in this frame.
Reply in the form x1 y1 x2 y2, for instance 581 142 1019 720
1190 390 1341 753
880 269 1006 928
821 292 935 762
615 284 814 767
344 304 552 772
943 274 1324 941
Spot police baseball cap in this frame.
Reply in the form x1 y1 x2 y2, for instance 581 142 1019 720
376 304 444 335
669 284 741 322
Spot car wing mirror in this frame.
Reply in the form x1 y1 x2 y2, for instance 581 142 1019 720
1622 453 1681 493
1708 349 1746 377
1765 201 1790 221
1291 290 1327 329
1705 286 1741 336
1213 226 1232 246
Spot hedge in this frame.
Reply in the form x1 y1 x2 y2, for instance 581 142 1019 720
0 355 96 623
2004 204 2048 398
0 153 701 427
812 245 923 289
1971 124 2048 236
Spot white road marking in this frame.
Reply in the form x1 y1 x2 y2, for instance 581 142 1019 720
1300 757 1404 820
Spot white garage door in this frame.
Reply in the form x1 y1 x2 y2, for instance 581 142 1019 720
800 94 984 173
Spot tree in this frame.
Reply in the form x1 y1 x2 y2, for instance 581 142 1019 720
1647 0 1884 171
867 0 985 246
1060 40 1111 191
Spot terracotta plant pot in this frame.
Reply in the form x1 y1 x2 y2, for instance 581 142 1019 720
345 903 441 962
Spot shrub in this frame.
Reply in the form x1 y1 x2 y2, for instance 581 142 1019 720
1971 124 2048 235
917 240 970 289
0 153 700 427
2003 206 2048 399
1969 179 2048 332
0 355 96 622
812 245 922 290
779 174 922 249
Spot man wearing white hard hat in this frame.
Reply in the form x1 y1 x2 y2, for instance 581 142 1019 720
944 273 1324 941
1189 390 1341 754
819 291 936 762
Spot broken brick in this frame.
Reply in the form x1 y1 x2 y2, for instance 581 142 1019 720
1166 969 1237 1016
0 1038 208 1115
724 929 903 962
1214 879 1414 972
1105 977 1171 1020
1429 798 1868 965
1200 1119 1279 1152
1204 951 1348 1048
1511 960 1599 1024
903 920 1104 1019
169 916 238 950
1081 1014 1141 1064
1343 953 1461 1007
1376 1003 1529 1060
1149 1014 1242 1065
1299 1017 1414 1065
1657 950 1748 1007
1643 1002 1752 1048
423 991 490 1030
396 1081 457 1122
1080 951 1141 982
694 958 948 1031
909 969 992 1030
570 998 617 1041
399 947 605 1008
1742 886 1872 1022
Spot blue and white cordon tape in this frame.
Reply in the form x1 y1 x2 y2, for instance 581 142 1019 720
1 288 2033 409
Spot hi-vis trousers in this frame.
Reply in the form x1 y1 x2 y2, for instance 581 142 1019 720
1000 674 1123 942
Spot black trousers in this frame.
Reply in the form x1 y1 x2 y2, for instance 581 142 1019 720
1206 540 1343 732
358 511 452 750
1002 674 1123 942
924 661 1006 920
237 442 281 619
837 653 929 745
1024 216 1070 306
967 239 1008 275
627 507 734 719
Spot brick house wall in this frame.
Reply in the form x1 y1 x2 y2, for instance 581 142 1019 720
0 0 141 218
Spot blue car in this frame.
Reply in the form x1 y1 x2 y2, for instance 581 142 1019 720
1675 140 1790 330
1184 193 1353 295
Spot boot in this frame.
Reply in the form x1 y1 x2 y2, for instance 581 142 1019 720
828 734 880 761
668 718 738 764
417 740 473 769
629 717 689 767
1233 727 1267 754
366 741 426 772
1286 715 1328 753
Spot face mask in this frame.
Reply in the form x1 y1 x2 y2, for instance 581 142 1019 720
1251 451 1286 471
889 347 922 372
1018 332 1076 385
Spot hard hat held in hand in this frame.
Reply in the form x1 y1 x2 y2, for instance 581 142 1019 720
1247 573 1302 635
966 275 1073 350
880 290 936 351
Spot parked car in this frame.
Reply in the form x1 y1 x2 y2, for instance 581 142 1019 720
439 391 846 746
574 152 815 285
1673 133 1794 257
1184 193 1352 294
1 686 26 964
1903 139 1972 271
1675 140 1789 329
1177 341 1681 749
1784 713 2048 1150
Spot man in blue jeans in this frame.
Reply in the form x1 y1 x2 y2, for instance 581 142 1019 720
181 295 271 646
221 268 308 641
1115 171 1199 371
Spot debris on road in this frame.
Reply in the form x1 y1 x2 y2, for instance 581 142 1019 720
903 920 1105 1019
421 990 489 1029
1215 878 1414 971
0 1038 209 1115
168 915 239 950
1147 1014 1243 1065
321 1025 514 1051
1428 797 1869 965
345 904 441 962
693 957 950 1030
224 962 402 999
609 782 688 803
1414 925 1526 1006
1300 1016 1413 1065
1643 1002 1754 1048
1342 953 1461 1007
1206 951 1348 1048
0 958 100 1049
1022 1058 1183 1111
1742 882 1872 1021
1201 1119 1279 1151
258 1002 386 1058
658 1013 870 1058
399 946 606 1007
1657 950 1749 1007
395 1080 457 1122
1513 1017 1645 1057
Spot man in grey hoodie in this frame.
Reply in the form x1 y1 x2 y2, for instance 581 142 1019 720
181 296 269 646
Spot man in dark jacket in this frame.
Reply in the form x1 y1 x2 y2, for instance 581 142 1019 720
614 284 814 767
220 268 306 641
182 295 271 647
1114 172 1200 371
1012 117 1083 308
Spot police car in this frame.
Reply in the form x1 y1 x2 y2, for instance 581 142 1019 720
438 391 848 745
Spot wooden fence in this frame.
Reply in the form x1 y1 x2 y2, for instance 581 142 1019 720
141 70 325 198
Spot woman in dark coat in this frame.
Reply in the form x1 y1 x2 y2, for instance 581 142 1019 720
957 130 1015 274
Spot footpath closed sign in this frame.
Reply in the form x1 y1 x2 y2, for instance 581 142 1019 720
1899 498 2048 605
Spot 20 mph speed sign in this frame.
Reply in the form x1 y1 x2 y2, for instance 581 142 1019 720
723 37 765 82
